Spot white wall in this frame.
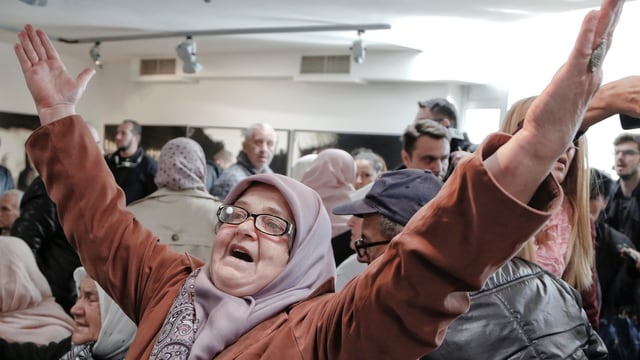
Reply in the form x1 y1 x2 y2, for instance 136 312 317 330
60 49 492 136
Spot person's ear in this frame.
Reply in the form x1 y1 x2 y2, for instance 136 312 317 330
401 149 411 167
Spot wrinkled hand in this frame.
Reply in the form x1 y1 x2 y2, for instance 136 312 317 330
14 24 95 125
485 0 625 204
521 0 624 158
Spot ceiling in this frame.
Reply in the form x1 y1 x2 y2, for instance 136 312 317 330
0 0 609 63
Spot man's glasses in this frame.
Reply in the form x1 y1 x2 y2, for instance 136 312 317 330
354 238 391 258
217 205 295 237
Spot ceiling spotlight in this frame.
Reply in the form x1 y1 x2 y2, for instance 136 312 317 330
350 30 366 65
19 0 47 6
176 36 203 74
89 42 103 69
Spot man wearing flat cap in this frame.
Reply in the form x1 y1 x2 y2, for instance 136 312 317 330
333 168 443 264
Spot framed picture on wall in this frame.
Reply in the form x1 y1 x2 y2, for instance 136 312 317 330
103 124 189 160
187 126 290 175
292 130 403 172
0 111 41 191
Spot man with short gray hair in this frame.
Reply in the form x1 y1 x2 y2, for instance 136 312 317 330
212 123 277 199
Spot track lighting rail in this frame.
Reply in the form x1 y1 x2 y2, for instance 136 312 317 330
55 23 391 44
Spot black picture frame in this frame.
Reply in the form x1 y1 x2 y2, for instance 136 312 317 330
0 111 41 190
292 130 403 171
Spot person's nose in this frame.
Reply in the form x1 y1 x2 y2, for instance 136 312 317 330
440 118 451 128
70 300 84 317
430 162 442 177
236 216 259 239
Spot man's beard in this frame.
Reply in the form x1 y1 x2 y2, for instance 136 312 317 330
619 167 638 181
117 139 132 153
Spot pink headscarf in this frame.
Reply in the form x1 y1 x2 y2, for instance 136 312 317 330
190 173 336 359
154 137 207 192
301 148 357 237
0 236 74 344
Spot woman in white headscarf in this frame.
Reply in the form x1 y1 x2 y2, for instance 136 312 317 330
0 267 137 360
128 137 221 261
0 236 73 345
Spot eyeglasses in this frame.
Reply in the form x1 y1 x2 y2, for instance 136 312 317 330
614 149 640 157
217 205 295 237
354 238 391 258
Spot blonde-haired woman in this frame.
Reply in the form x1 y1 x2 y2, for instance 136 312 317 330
501 96 597 327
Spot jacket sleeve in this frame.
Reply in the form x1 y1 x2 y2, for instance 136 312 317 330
10 177 57 254
291 133 563 360
25 116 195 323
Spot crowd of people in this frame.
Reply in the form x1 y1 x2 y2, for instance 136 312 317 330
2 0 640 358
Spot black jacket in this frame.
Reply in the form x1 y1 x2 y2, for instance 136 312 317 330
10 176 81 314
606 181 640 249
596 218 640 317
205 159 224 195
105 148 157 205
0 336 71 359
422 257 607 359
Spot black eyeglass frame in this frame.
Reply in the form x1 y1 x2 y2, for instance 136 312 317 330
354 238 391 258
216 204 295 237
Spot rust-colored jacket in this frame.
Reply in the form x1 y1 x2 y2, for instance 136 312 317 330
27 116 561 359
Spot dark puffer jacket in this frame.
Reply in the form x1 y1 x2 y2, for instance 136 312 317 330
422 257 607 360
11 176 81 314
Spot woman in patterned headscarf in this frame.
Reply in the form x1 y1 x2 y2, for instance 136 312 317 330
128 137 222 261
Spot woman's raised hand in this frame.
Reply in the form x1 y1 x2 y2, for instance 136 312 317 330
522 0 625 152
14 24 95 125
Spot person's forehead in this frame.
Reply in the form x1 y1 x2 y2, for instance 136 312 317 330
117 123 133 131
80 277 98 294
616 141 639 149
235 184 292 219
0 194 16 204
251 128 276 141
413 135 448 153
356 159 373 168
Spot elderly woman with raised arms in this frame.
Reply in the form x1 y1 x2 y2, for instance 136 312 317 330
12 0 625 357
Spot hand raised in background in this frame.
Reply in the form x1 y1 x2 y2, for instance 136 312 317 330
14 24 95 126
